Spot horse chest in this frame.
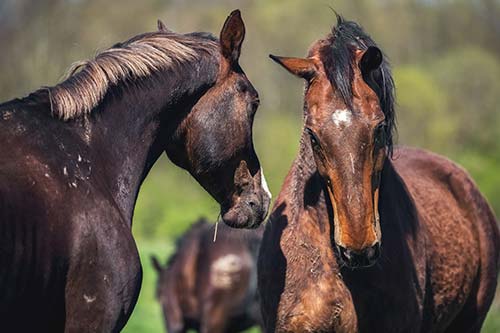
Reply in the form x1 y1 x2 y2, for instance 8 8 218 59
276 235 358 333
278 272 357 333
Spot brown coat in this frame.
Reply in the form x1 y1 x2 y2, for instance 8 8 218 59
259 146 499 333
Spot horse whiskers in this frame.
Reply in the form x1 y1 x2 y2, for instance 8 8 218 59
213 214 221 242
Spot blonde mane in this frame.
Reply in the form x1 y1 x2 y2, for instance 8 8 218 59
49 32 219 120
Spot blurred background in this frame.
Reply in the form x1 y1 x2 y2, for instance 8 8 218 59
1 0 499 331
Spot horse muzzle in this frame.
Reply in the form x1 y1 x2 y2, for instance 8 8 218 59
336 242 381 269
221 190 270 229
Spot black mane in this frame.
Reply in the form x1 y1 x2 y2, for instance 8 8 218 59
320 15 396 155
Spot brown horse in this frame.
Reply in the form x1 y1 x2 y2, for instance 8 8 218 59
0 10 270 332
258 15 499 333
151 218 263 333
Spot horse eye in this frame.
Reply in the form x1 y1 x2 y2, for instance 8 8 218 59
252 98 260 110
306 128 321 150
248 98 259 115
374 123 387 148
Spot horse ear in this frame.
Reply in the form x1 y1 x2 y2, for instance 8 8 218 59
359 46 383 75
269 55 316 80
151 255 162 272
157 19 172 33
220 9 245 65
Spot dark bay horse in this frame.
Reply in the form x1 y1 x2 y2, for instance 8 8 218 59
0 10 271 332
151 218 263 333
258 15 499 333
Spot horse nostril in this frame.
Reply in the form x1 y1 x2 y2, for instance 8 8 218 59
337 244 380 268
365 242 381 262
337 245 352 262
246 200 256 208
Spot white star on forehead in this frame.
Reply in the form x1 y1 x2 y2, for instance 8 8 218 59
331 109 352 127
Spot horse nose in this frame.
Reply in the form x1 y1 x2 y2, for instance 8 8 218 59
244 194 267 225
245 199 256 208
337 242 380 268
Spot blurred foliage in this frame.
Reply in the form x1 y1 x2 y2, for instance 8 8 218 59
431 47 500 154
394 66 455 152
1 0 499 332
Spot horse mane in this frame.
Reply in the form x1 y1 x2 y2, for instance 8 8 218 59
320 14 396 155
166 217 211 267
46 31 219 120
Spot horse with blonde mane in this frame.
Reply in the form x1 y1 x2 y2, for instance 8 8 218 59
0 10 270 332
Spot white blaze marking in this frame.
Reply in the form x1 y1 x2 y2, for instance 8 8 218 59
260 167 272 199
211 254 243 289
331 109 352 127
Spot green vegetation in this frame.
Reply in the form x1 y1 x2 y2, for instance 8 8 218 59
123 240 171 333
1 0 499 331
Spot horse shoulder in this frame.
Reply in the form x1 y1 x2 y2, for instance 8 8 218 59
0 150 140 330
63 199 141 330
261 204 357 332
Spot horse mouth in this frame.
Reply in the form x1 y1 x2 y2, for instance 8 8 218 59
220 199 268 229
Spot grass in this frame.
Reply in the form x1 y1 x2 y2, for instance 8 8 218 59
122 240 172 333
484 287 500 332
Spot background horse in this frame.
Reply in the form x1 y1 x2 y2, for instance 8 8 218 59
151 217 263 333
258 15 499 333
0 10 270 332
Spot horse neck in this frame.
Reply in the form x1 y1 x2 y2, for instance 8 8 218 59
283 132 328 225
86 55 219 224
378 155 420 238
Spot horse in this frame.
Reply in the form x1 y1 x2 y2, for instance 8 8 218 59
258 15 499 333
0 10 271 332
151 217 263 333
